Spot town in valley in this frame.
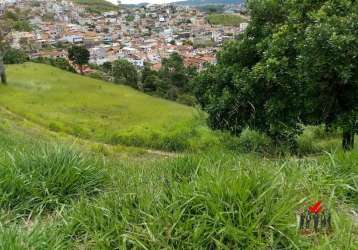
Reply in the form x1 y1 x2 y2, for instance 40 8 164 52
0 0 249 73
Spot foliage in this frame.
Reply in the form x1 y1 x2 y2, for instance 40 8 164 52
157 52 197 101
101 61 112 74
195 0 358 150
3 48 27 64
141 62 158 92
32 57 76 73
3 10 32 32
125 15 135 22
68 45 90 74
112 59 139 88
12 20 32 32
73 0 117 13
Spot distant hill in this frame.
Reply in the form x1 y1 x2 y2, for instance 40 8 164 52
73 0 118 13
174 0 245 6
122 0 244 7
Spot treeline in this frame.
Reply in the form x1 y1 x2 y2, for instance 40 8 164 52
2 48 76 73
194 0 358 151
98 53 198 106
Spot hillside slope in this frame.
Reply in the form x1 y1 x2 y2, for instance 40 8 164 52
174 0 244 6
0 63 202 151
73 0 117 13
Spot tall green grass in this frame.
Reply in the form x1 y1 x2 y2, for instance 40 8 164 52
0 145 109 216
0 223 67 250
0 116 356 248
62 152 357 249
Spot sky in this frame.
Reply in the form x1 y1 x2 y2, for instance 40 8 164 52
107 0 183 4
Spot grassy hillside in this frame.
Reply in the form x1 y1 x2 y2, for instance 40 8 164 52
74 0 117 13
207 14 247 26
0 63 356 249
0 63 206 151
0 119 356 249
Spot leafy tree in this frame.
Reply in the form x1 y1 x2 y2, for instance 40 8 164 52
194 0 358 150
68 46 90 75
112 59 139 88
141 63 158 92
101 62 112 74
159 52 190 99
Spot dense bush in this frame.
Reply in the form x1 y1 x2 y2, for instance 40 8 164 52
32 57 76 73
3 49 28 64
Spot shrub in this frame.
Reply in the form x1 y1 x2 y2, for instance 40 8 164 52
297 129 321 155
296 126 335 155
31 57 76 73
88 71 106 81
237 128 272 153
3 49 28 64
176 93 197 106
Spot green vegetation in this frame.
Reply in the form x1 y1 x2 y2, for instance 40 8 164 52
32 57 76 73
196 0 358 150
207 14 247 26
74 0 117 13
0 144 108 216
0 63 204 151
3 48 28 64
0 118 356 248
112 59 139 88
68 45 90 75
0 1 357 247
94 54 198 106
141 53 198 105
3 10 32 32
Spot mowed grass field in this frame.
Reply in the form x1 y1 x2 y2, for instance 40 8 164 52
0 63 202 151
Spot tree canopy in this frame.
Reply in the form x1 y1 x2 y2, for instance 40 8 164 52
112 59 139 88
68 46 90 75
194 0 358 150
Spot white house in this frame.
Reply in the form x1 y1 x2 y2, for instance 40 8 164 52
63 35 83 43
